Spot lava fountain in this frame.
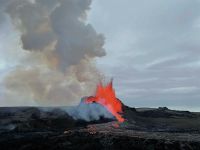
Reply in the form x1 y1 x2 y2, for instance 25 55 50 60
85 81 125 122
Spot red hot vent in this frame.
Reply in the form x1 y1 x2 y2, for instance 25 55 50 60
84 81 125 122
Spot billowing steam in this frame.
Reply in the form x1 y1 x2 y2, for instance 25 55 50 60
1 0 106 106
65 98 114 121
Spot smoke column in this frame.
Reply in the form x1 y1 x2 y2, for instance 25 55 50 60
0 0 106 106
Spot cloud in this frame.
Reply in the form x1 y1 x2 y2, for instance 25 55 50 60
89 0 200 108
0 0 106 106
1 0 200 109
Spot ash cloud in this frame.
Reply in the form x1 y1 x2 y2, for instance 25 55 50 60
0 0 106 106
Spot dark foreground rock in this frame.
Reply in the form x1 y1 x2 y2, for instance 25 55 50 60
0 106 200 150
1 122 200 150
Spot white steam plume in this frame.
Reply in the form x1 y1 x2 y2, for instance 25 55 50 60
0 0 106 106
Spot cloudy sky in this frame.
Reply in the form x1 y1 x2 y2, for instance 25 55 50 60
0 0 200 111
88 0 200 111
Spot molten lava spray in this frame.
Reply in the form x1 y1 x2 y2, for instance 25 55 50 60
85 81 125 122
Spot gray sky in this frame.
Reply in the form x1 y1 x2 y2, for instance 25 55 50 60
88 0 200 111
0 0 200 111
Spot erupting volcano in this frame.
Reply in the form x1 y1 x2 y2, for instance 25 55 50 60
84 81 125 122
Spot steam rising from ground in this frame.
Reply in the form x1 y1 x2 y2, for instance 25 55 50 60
65 98 114 121
1 0 106 106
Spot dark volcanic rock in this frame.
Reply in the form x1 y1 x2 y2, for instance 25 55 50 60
122 105 200 133
1 105 200 150
1 122 200 150
0 106 113 133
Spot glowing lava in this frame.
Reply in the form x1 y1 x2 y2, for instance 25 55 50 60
85 81 125 122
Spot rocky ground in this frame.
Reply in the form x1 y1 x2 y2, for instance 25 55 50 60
0 104 200 150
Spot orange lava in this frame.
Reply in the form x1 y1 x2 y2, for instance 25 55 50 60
85 81 124 122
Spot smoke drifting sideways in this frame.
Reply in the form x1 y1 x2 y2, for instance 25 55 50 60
0 0 106 106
